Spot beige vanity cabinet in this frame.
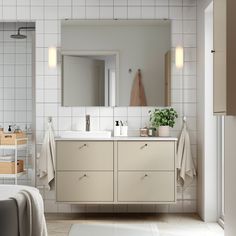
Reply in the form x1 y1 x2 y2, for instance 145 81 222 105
213 0 236 115
56 141 114 203
117 141 176 203
56 139 176 204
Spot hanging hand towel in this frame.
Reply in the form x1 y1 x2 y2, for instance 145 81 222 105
38 121 55 190
177 122 196 187
130 69 147 106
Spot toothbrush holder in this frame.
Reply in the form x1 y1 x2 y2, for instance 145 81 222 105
120 126 128 136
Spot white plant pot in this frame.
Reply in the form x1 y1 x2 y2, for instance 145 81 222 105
158 126 170 137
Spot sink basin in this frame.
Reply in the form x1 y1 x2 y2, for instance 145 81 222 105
60 131 112 139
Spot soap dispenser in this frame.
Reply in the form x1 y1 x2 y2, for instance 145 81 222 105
8 125 12 132
114 121 120 136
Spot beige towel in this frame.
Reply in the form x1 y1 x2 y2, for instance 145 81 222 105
130 69 147 106
38 121 55 190
177 122 196 187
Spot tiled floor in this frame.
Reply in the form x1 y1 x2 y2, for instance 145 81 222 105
46 213 224 236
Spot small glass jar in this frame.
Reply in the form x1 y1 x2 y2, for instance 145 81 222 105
148 127 156 137
140 127 148 137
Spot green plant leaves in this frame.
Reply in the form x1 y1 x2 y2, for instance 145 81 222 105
149 107 178 128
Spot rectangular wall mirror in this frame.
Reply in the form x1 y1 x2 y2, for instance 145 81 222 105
61 20 171 107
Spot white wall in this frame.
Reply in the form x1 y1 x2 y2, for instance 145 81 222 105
0 0 197 213
197 0 219 222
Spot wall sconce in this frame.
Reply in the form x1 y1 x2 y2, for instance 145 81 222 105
48 46 57 68
175 46 184 69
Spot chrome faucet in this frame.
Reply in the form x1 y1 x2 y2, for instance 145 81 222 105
86 115 90 131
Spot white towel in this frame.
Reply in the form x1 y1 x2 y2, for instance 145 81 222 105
38 121 55 190
177 122 196 187
11 189 47 236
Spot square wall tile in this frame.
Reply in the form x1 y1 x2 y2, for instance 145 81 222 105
72 117 85 131
128 6 141 19
44 104 58 117
127 116 141 130
87 0 99 6
114 0 127 5
128 0 141 6
100 0 113 6
169 0 182 6
72 6 86 18
58 106 72 117
72 107 86 116
100 107 113 116
169 7 182 19
114 6 128 19
171 20 183 34
155 7 169 19
100 6 113 19
86 6 100 19
183 34 196 47
58 117 72 130
86 107 100 116
183 20 196 34
100 117 113 131
128 107 142 116
142 7 155 19
58 6 72 19
17 6 30 20
141 0 155 6
183 6 196 19
72 0 86 5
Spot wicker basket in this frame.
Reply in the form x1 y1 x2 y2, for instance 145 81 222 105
0 132 27 145
0 160 24 174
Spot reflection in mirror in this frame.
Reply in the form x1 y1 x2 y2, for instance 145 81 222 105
62 53 117 106
61 20 171 107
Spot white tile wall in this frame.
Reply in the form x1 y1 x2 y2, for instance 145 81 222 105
0 22 34 186
0 23 33 129
0 0 197 213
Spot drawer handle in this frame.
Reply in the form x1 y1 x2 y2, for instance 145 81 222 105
79 174 88 180
141 174 149 180
141 144 148 149
78 144 87 150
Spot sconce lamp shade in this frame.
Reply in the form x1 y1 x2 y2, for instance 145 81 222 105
48 47 57 68
175 46 184 69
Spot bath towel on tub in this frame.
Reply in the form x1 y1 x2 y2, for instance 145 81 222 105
38 120 55 190
11 188 47 236
177 121 196 187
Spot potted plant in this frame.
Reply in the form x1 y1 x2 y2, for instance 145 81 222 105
149 108 178 137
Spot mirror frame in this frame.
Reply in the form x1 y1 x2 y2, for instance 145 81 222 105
61 19 172 107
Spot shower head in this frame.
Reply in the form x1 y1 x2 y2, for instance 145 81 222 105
10 26 35 40
10 31 27 39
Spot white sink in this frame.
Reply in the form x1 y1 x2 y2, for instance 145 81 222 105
60 131 112 139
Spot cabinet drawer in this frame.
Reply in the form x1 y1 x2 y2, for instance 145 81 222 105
57 141 113 171
118 172 175 202
118 141 175 171
57 171 113 202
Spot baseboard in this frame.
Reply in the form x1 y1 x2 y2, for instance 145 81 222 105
45 212 199 221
